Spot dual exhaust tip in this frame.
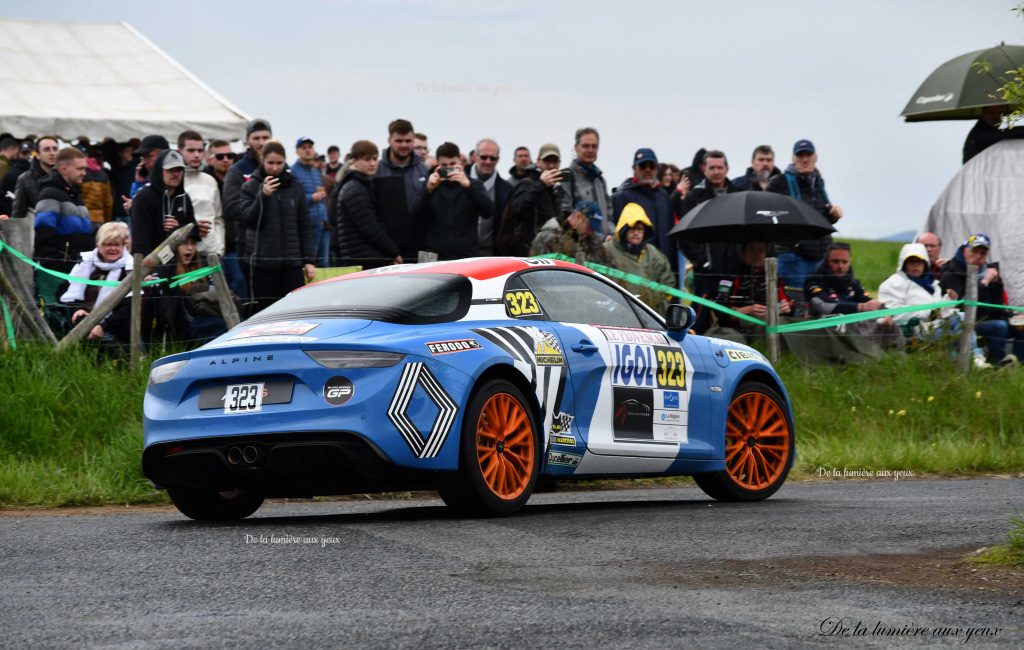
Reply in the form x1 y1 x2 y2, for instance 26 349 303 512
226 445 261 466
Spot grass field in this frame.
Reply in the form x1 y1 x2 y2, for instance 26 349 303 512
1 335 1021 508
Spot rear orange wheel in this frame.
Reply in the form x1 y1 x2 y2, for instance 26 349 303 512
475 392 535 501
438 379 540 515
695 381 794 501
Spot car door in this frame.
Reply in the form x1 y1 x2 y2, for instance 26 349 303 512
518 269 712 460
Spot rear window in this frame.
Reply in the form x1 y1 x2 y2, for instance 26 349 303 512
252 273 471 325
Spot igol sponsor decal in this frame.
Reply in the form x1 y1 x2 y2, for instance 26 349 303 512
547 450 582 467
425 339 481 355
323 376 354 406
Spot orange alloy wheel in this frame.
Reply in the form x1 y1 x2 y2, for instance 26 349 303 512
475 392 535 500
724 391 791 491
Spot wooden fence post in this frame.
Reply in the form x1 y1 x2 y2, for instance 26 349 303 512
765 257 780 364
0 217 35 298
956 263 979 373
206 253 240 328
0 251 58 345
130 253 143 371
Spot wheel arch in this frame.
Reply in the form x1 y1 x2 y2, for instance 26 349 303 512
472 362 543 423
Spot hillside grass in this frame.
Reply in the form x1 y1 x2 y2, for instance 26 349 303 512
2 334 1022 508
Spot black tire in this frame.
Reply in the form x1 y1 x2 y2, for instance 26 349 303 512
437 379 540 516
166 485 265 520
694 381 794 502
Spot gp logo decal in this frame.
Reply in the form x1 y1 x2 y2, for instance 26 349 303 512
504 290 542 317
726 349 761 362
612 344 686 389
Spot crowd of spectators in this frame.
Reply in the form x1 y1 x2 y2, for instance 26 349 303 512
0 118 1019 364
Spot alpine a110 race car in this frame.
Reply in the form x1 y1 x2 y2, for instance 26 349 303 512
143 257 795 519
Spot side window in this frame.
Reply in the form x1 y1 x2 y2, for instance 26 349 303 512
520 270 644 328
500 275 547 321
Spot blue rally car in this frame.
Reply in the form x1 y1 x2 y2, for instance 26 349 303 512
143 258 795 519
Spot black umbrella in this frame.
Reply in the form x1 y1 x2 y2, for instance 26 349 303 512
901 44 1024 122
667 191 835 243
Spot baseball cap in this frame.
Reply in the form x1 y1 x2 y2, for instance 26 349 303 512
295 136 314 148
633 147 658 166
246 118 272 137
19 141 33 154
793 139 815 154
161 150 186 170
538 143 561 160
134 134 170 156
966 233 991 249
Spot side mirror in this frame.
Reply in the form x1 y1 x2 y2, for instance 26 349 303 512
665 304 696 333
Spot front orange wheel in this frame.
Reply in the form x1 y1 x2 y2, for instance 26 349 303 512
437 379 540 515
695 381 794 501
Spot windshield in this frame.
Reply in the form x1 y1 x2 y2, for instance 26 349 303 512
253 273 472 324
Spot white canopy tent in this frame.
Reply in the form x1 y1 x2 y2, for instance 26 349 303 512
0 18 249 142
924 140 1024 307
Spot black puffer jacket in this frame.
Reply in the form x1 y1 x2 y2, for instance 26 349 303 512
239 167 315 270
496 167 563 257
12 158 51 218
422 175 495 260
335 171 400 266
130 151 199 257
939 245 1008 322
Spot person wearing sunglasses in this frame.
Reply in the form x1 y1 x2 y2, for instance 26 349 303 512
464 138 511 255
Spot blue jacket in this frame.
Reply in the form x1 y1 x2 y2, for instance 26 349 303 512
292 160 328 225
612 177 675 267
33 170 95 273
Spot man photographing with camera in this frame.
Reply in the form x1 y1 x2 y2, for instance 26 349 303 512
422 141 495 260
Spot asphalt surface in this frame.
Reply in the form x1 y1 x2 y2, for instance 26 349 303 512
1 478 1022 649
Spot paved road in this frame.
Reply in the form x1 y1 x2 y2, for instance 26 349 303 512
1 478 1022 649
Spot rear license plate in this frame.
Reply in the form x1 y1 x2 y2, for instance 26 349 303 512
199 380 294 410
223 383 265 414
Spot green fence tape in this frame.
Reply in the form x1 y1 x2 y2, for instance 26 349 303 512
168 265 220 288
530 253 1024 335
535 253 768 327
768 300 964 334
0 239 218 289
1 296 15 351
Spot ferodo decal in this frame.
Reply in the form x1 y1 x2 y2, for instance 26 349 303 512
231 321 318 339
323 376 354 406
612 344 686 389
547 450 582 468
726 349 761 362
612 387 653 440
597 326 669 345
549 412 576 446
521 258 555 266
425 339 481 355
387 363 458 459
504 290 542 317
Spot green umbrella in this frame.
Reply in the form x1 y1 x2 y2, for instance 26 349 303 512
901 43 1024 122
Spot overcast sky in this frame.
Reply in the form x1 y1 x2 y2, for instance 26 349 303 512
3 0 1020 238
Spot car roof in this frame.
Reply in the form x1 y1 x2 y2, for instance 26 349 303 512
305 257 594 288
